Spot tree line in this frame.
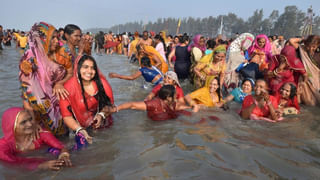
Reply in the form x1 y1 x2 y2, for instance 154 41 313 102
87 6 320 38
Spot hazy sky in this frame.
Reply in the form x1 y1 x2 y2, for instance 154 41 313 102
1 0 319 31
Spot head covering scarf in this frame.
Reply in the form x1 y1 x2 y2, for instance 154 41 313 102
62 55 114 128
143 45 168 73
188 34 206 52
164 71 181 87
19 22 67 135
199 45 226 64
160 31 168 44
0 107 45 170
248 34 272 57
228 33 254 53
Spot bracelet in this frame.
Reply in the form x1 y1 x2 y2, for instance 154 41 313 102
267 101 272 106
97 112 106 119
75 126 83 135
115 106 119 112
58 152 69 159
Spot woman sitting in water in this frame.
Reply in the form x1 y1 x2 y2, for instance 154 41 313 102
59 55 114 148
185 77 224 112
274 82 300 115
222 78 254 104
109 56 163 86
240 79 281 122
115 85 188 121
145 71 185 105
0 107 71 170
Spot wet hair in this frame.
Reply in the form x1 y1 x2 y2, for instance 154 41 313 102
158 85 175 100
281 83 297 100
206 39 216 49
255 79 268 89
63 24 81 40
77 55 112 111
140 56 152 67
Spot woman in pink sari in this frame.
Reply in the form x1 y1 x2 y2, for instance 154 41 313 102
248 34 272 71
0 107 71 170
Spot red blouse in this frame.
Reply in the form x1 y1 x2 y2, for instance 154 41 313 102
241 95 278 118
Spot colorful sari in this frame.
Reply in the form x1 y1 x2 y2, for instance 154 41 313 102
193 45 226 88
143 45 168 74
0 107 65 170
298 46 320 106
268 46 306 94
19 22 70 136
225 33 254 88
248 34 272 71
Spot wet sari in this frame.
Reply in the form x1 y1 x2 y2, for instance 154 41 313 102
19 22 72 136
268 46 306 94
0 107 65 170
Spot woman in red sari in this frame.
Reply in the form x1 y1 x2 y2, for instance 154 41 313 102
59 55 114 148
274 82 300 115
266 45 307 94
0 107 71 170
241 79 281 122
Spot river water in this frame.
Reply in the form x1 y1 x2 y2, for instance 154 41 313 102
0 45 320 179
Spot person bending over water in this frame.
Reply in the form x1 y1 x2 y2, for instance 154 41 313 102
115 85 188 121
240 79 281 122
59 55 114 148
0 107 71 171
109 56 163 86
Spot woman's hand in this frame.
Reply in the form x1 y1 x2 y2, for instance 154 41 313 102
169 62 174 69
92 114 103 129
192 104 200 112
58 152 72 167
79 129 93 144
53 83 69 100
38 159 65 171
108 72 117 78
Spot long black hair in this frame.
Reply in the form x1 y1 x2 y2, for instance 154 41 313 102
210 77 222 102
63 24 81 40
77 55 112 111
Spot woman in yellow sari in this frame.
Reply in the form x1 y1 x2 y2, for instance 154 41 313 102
185 76 224 112
137 44 168 74
193 45 227 88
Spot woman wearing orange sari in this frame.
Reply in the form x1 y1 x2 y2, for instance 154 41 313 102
137 44 168 74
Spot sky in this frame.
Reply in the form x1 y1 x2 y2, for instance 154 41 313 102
1 0 319 31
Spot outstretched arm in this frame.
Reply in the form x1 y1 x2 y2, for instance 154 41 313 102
109 71 142 80
117 101 147 111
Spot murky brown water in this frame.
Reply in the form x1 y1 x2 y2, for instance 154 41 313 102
0 45 320 179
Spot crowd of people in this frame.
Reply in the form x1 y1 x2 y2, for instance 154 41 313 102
0 21 319 171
